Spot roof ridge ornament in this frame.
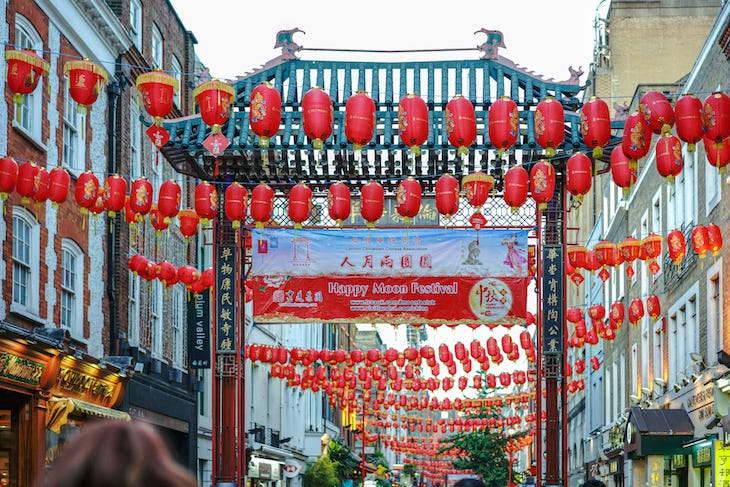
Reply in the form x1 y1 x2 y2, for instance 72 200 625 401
475 28 505 60
274 27 305 61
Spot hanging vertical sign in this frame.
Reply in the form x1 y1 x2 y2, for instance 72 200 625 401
187 290 211 368
216 244 236 353
542 245 564 354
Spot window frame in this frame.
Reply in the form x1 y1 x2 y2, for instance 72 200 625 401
172 286 184 367
128 270 141 347
13 15 44 144
171 55 182 109
62 78 87 175
151 24 163 70
60 239 84 337
129 0 143 50
11 207 41 318
151 280 163 358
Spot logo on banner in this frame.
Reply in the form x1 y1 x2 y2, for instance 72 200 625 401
283 459 302 478
468 278 513 321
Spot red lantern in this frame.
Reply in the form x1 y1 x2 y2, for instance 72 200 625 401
135 70 178 126
16 161 41 203
302 87 333 150
177 265 201 289
157 180 181 224
587 304 605 324
530 160 556 211
129 177 153 220
63 59 107 113
178 208 200 240
534 96 565 157
48 167 70 206
345 91 375 151
503 165 529 212
224 182 247 229
249 81 282 147
594 240 617 281
642 233 663 275
704 136 730 173
621 111 651 162
655 133 683 183
567 245 587 269
628 298 645 325
488 96 519 157
150 204 169 235
585 251 601 273
327 182 351 226
155 261 178 287
619 236 641 279
194 181 218 225
566 152 592 203
4 49 49 104
446 95 476 156
590 356 600 371
667 228 686 266
691 224 709 259
74 170 99 214
580 96 611 158
101 174 127 218
395 177 422 224
702 91 730 143
288 183 312 228
32 168 49 204
610 302 625 327
639 90 675 135
0 157 19 200
193 79 235 134
675 94 704 151
398 94 429 156
250 183 274 228
706 224 723 256
462 171 494 211
360 181 384 228
646 294 661 321
610 145 637 196
435 174 460 219
128 254 148 274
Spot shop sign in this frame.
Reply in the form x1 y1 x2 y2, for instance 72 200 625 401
56 366 115 404
215 243 236 353
347 197 438 226
724 416 730 446
671 453 686 468
685 383 716 432
715 440 730 484
0 351 44 386
283 459 302 478
608 457 623 474
250 457 281 480
187 291 211 368
693 442 713 467
542 245 563 354
647 455 664 487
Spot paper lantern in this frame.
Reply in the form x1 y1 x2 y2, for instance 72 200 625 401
395 177 422 224
621 111 651 162
250 183 274 228
102 174 127 218
674 94 704 151
63 59 107 113
706 223 722 256
703 136 730 173
193 79 235 134
530 160 556 211
590 356 600 371
702 91 730 143
628 298 645 325
288 183 312 228
74 170 99 214
619 236 641 279
503 165 529 212
129 177 153 220
580 96 611 158
667 228 686 266
135 70 178 126
4 49 49 104
534 96 565 157
155 261 178 287
16 161 41 203
642 233 663 275
301 87 333 150
177 208 200 240
585 250 601 273
150 204 169 235
249 81 282 147
567 245 588 270
639 90 675 135
48 167 70 206
345 91 375 151
398 93 429 156
566 152 592 203
435 173 460 220
610 145 637 196
177 265 200 290
594 239 617 282
691 224 709 259
327 182 351 226
194 181 218 225
128 254 148 274
488 96 519 157
32 168 49 204
587 304 605 324
655 133 683 183
446 95 476 156
0 157 19 200
157 179 181 224
224 182 247 229
610 302 625 328
646 294 661 321
462 171 494 211
360 181 384 228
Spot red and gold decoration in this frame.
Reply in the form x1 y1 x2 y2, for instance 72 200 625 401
398 94 429 156
628 298 644 326
345 91 376 152
250 183 274 228
101 174 127 218
565 152 592 203
691 224 709 259
135 69 178 126
157 179 181 224
395 177 422 224
249 81 282 147
177 208 200 241
360 180 384 228
224 182 248 229
63 59 107 113
703 135 730 173
580 96 611 158
655 133 683 183
610 145 636 196
503 165 529 212
639 90 675 135
529 160 555 211
594 239 618 282
674 93 704 151
488 96 519 158
445 95 476 156
534 96 564 157
74 170 99 215
618 236 641 279
666 228 686 266
193 79 235 134
288 182 313 228
435 173 460 220
301 87 333 150
706 223 723 257
702 91 730 144
48 167 70 207
642 233 663 275
4 49 49 104
0 156 19 200
621 111 651 162
15 161 40 204
646 294 661 321
129 177 153 221
327 181 351 227
194 181 218 226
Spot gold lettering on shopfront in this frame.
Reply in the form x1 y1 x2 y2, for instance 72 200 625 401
57 367 114 400
0 351 44 385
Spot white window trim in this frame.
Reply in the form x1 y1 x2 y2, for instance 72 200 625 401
130 103 142 180
62 78 87 175
706 258 723 365
172 286 184 368
171 55 182 109
151 280 163 358
13 15 45 145
151 24 163 70
11 207 42 320
60 239 84 338
128 270 141 347
129 0 143 50
667 281 700 386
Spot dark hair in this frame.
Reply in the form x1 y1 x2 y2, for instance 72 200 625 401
41 420 197 487
584 480 606 487
454 479 486 487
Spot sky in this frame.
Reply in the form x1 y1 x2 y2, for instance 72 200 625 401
170 0 606 84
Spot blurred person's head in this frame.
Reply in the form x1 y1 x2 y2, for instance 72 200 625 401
41 420 197 487
454 479 485 487
584 480 606 487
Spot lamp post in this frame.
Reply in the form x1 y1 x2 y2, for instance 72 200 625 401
507 427 516 487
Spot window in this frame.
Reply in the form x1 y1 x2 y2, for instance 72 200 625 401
171 55 182 108
667 284 699 387
651 190 662 235
668 154 697 229
151 280 163 357
704 148 722 213
707 260 722 363
12 207 40 317
13 16 44 142
151 24 163 69
60 240 84 336
62 78 86 174
172 287 184 367
128 270 140 347
653 318 664 385
129 0 142 50
130 103 142 180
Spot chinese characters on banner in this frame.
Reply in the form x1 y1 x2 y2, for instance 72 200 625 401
542 245 564 354
187 289 211 368
251 228 530 324
216 244 236 353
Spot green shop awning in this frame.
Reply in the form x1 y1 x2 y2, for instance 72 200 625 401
624 406 694 456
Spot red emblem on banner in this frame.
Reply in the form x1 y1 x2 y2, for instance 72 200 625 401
203 133 230 157
146 125 170 148
469 212 487 229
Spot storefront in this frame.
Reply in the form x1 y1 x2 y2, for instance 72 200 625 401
248 454 283 486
